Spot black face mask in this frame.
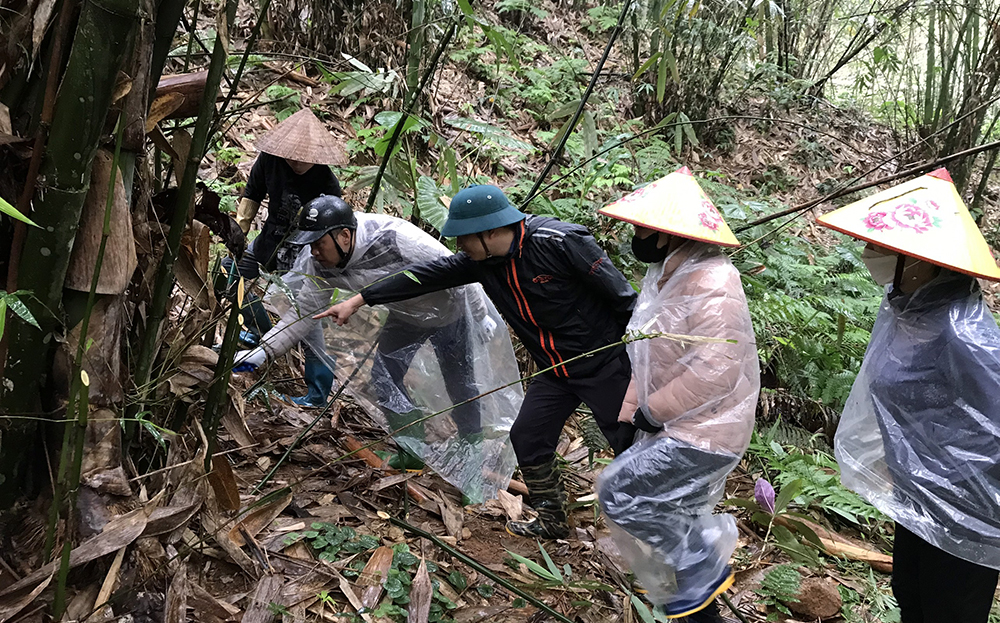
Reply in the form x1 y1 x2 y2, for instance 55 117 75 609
631 234 669 264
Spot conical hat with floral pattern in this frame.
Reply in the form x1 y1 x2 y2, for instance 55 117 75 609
817 168 1000 281
598 167 740 247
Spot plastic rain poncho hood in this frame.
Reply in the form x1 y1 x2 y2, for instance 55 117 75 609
598 242 759 608
837 270 1000 569
264 213 522 503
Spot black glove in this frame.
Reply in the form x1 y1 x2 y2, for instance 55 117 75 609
633 408 663 433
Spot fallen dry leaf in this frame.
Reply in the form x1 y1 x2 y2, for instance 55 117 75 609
408 560 433 623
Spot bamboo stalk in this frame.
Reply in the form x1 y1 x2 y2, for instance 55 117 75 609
737 137 1000 232
44 115 126 567
201 301 243 472
366 16 459 212
0 0 140 505
130 0 237 432
0 0 77 379
182 0 202 74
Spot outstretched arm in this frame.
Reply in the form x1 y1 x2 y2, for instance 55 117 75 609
313 254 481 325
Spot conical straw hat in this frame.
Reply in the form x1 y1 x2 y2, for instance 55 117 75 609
598 166 740 247
254 108 348 165
817 168 1000 281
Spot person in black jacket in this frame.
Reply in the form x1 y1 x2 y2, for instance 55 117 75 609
223 108 346 406
315 184 638 538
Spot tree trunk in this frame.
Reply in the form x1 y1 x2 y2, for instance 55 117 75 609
0 0 140 505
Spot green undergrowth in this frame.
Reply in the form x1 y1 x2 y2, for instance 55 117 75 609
747 422 888 528
285 524 512 622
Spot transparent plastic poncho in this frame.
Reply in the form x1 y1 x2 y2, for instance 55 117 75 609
266 213 521 503
597 242 759 607
836 270 1000 569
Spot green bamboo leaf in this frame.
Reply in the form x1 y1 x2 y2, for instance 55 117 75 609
547 118 572 151
658 0 679 20
678 111 699 146
775 479 803 515
656 56 667 103
402 270 421 284
0 196 38 227
632 52 661 82
654 112 678 129
547 99 582 120
538 542 563 583
582 110 598 159
674 125 682 154
2 294 40 330
416 176 448 232
456 0 474 16
630 595 656 623
505 551 558 582
445 148 460 194
141 417 169 452
0 299 6 341
444 116 534 152
663 48 680 84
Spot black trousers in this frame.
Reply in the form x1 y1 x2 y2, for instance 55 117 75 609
510 352 636 467
371 313 481 437
892 523 999 623
221 225 303 339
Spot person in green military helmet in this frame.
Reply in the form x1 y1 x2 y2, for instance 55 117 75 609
314 184 638 539
234 195 497 438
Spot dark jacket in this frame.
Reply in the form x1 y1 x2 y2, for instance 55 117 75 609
362 215 637 378
860 272 1000 544
244 153 342 233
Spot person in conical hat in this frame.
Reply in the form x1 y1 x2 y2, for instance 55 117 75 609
817 168 1000 623
222 106 347 406
596 166 759 622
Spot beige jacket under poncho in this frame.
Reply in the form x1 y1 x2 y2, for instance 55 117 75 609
620 240 759 455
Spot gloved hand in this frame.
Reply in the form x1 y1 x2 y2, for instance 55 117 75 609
233 347 267 372
478 316 498 343
632 407 663 434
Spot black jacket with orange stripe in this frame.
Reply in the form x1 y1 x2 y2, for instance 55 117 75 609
361 215 637 378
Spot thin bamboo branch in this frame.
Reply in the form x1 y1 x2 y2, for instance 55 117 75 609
737 138 1000 231
366 16 459 212
210 0 274 143
201 302 243 472
522 0 630 204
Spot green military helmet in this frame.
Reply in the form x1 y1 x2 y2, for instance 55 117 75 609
440 185 526 237
288 195 357 245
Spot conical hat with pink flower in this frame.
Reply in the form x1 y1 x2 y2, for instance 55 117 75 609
598 166 739 247
817 168 1000 281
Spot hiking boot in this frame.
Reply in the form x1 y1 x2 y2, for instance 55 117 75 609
679 599 726 622
505 459 570 539
663 568 735 620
